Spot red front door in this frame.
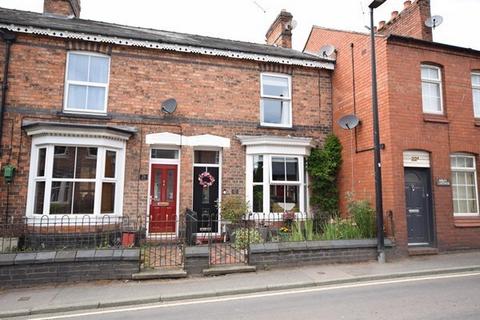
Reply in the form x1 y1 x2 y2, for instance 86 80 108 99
149 164 177 233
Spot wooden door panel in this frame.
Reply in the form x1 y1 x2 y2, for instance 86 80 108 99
149 164 177 233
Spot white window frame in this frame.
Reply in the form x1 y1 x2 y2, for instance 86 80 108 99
26 135 126 220
63 51 111 115
260 73 292 128
421 65 444 115
450 154 479 217
247 154 305 216
472 72 480 118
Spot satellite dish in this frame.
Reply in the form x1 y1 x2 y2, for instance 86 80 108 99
319 44 336 58
338 114 360 130
161 98 177 114
425 15 443 29
286 20 298 31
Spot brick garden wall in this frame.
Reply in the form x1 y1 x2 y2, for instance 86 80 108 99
0 249 140 288
249 239 392 269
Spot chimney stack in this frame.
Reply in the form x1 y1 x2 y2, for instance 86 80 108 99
377 0 432 41
265 9 293 49
44 0 81 18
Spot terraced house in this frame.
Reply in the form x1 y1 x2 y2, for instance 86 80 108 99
0 1 333 245
305 0 480 253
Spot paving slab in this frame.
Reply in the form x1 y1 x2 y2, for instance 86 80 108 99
1 251 480 318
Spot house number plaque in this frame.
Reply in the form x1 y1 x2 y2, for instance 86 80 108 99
436 178 450 186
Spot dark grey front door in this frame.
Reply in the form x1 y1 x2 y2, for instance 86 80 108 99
193 167 219 233
404 168 434 244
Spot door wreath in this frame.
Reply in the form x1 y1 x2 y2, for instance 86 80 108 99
198 171 215 188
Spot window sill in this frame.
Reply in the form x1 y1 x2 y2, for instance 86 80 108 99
474 119 480 127
423 114 449 124
454 216 480 228
57 111 112 120
257 124 296 131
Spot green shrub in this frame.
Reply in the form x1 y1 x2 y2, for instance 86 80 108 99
348 199 376 238
219 196 249 224
233 228 262 249
307 134 343 219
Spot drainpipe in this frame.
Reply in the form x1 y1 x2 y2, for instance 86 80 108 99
0 30 16 157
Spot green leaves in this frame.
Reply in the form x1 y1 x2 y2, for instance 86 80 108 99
307 134 342 217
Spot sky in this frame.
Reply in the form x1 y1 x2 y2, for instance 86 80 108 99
0 0 478 52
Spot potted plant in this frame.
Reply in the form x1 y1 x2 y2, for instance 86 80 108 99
218 196 249 241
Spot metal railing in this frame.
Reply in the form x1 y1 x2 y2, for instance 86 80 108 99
0 211 331 269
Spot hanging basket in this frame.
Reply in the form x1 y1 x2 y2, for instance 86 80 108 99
198 171 215 188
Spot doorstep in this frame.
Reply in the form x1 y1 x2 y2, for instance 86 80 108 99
408 246 439 256
203 264 257 276
132 268 187 280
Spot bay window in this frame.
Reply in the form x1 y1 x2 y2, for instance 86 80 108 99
249 154 305 214
30 145 121 216
240 135 312 217
451 154 479 216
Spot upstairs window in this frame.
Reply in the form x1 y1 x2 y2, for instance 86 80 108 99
451 154 479 216
472 72 480 118
260 73 292 127
64 52 110 114
421 65 443 114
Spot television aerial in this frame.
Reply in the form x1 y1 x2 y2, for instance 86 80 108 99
338 114 360 130
319 44 336 58
425 15 443 29
161 98 177 114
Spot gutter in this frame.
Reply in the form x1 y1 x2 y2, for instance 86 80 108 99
0 30 15 156
0 23 334 70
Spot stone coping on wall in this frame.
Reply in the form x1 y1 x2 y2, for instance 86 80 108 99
0 248 140 266
250 239 394 253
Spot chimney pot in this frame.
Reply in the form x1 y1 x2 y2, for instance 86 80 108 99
378 20 386 29
391 10 399 19
404 0 412 8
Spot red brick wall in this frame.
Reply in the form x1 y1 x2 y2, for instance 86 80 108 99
0 33 331 221
44 0 80 18
378 0 432 41
386 39 480 250
304 27 392 218
306 25 480 252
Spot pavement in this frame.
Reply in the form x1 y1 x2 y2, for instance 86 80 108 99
1 251 480 318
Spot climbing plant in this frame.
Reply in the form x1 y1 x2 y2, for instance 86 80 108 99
307 134 342 224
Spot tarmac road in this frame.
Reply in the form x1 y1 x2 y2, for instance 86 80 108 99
22 271 480 320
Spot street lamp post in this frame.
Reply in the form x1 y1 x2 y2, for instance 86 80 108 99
369 0 386 263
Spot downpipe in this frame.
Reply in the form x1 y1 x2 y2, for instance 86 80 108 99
0 30 16 157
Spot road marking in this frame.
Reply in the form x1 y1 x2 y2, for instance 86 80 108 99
31 271 480 320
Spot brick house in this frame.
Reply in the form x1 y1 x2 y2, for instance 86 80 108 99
0 1 333 237
305 0 480 253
